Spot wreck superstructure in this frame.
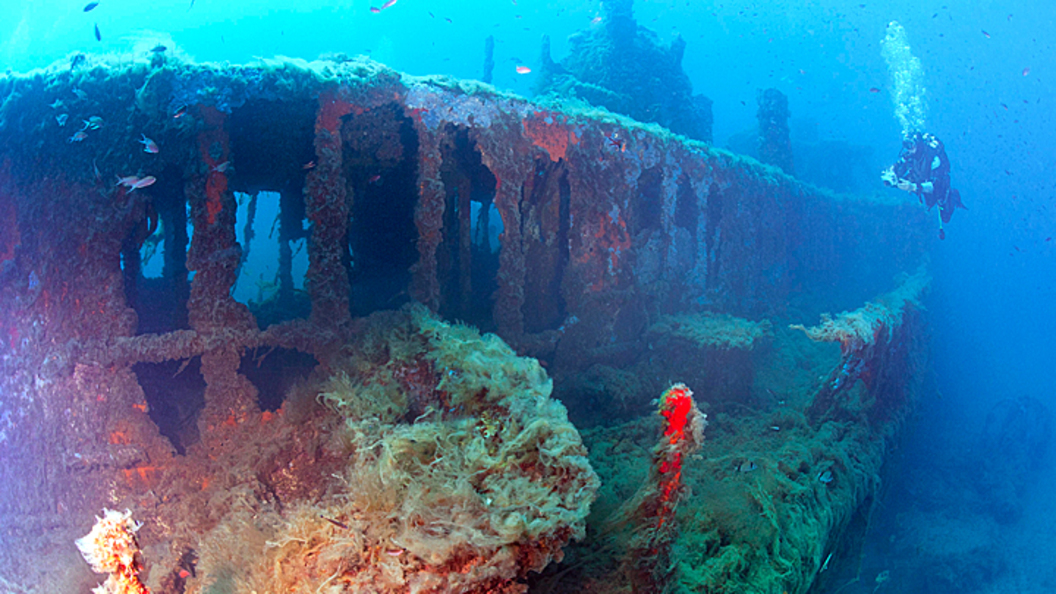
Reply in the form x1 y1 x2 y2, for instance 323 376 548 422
0 55 928 593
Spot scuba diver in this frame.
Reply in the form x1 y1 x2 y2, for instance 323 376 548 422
881 131 965 239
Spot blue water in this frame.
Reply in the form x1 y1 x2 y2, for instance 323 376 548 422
3 0 1054 591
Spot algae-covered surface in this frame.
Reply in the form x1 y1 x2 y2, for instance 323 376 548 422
181 306 598 593
541 326 883 594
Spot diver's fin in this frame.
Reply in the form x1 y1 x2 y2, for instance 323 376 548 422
950 188 966 210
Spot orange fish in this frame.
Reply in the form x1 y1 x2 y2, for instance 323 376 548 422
381 0 397 8
368 174 381 184
369 6 380 13
212 161 231 173
1022 67 1030 76
869 87 880 93
982 30 990 38
303 160 316 170
68 130 88 143
515 65 531 74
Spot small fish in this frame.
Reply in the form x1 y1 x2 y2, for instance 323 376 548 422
591 16 603 24
150 44 167 53
302 160 316 170
83 116 104 130
380 0 397 9
173 105 188 119
212 161 231 173
982 30 990 38
177 569 191 579
322 516 349 530
370 6 380 13
93 159 101 180
83 1 99 12
770 426 780 431
68 130 88 143
818 470 833 484
1022 67 1030 76
367 174 381 184
131 176 156 190
49 99 65 110
515 65 531 74
737 461 758 473
606 132 626 152
116 175 141 187
139 134 159 154
869 87 880 93
56 113 69 126
72 88 88 100
94 23 101 42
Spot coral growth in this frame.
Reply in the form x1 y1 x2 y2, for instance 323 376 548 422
76 509 150 594
188 305 598 593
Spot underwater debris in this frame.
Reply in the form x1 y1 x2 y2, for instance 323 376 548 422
793 267 929 424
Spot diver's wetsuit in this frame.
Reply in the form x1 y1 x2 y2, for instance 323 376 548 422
883 132 965 238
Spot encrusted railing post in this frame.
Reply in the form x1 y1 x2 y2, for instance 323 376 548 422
305 89 353 330
476 132 533 337
188 105 258 438
410 127 445 311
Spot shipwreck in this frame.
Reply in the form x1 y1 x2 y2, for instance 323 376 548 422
0 52 928 594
